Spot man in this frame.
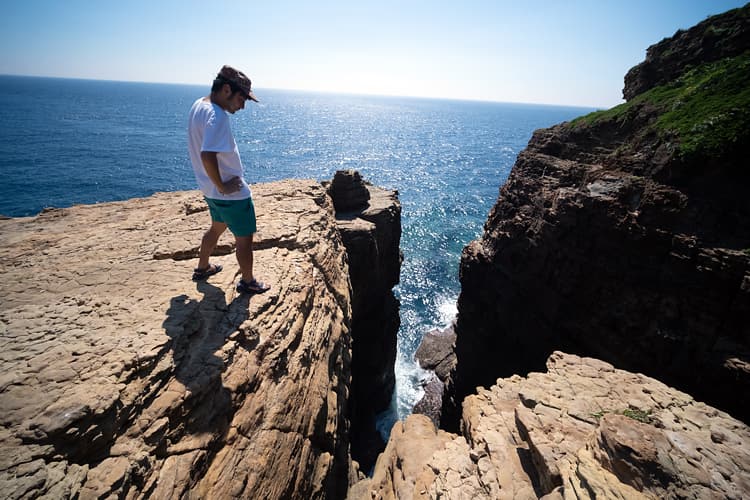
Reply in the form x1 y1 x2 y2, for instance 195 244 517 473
187 65 270 294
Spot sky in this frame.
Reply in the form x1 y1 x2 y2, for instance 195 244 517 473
1 0 746 108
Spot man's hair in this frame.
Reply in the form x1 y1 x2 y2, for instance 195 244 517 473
211 77 244 96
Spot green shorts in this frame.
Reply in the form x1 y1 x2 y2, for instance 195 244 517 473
204 197 257 237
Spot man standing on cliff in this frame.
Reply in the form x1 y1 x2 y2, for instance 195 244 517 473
187 65 270 294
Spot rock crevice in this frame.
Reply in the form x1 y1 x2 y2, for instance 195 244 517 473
327 170 403 474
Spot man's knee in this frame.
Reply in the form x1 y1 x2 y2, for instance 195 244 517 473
235 235 254 252
235 234 253 245
206 222 227 238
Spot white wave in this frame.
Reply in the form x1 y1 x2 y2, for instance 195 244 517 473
437 294 458 327
376 291 460 440
376 347 432 441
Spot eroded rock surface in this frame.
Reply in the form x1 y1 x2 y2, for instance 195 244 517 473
0 180 355 499
354 352 750 499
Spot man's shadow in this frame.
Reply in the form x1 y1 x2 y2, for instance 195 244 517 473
161 280 255 443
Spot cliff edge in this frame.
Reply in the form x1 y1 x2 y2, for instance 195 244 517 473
0 177 400 499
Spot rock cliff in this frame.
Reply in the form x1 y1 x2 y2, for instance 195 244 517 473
328 170 402 472
0 176 401 499
351 351 750 499
445 3 750 428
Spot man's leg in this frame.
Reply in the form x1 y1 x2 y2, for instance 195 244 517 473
197 221 228 270
235 234 255 283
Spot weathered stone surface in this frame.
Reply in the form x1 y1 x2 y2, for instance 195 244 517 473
331 173 402 473
347 414 455 500
0 180 356 499
356 352 750 499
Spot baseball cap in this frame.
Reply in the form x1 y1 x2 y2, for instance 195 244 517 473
217 65 259 102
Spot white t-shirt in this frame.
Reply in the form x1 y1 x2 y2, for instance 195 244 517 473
187 97 252 200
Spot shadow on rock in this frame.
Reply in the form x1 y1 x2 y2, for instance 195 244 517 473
160 281 255 451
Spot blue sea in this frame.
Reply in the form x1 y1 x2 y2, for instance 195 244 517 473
0 75 594 432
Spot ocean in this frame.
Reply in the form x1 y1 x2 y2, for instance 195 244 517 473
0 75 594 432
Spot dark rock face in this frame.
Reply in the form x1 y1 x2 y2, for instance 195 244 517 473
623 4 750 100
444 6 750 430
328 170 402 473
329 169 371 212
411 375 443 428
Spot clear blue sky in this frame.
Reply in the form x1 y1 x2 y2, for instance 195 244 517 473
1 0 746 108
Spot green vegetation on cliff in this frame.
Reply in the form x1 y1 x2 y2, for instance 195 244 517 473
573 50 750 162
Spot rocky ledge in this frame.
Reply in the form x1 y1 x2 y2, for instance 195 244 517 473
353 351 750 499
0 176 400 499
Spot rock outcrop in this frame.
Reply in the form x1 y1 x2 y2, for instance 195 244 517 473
354 352 750 499
0 177 401 499
415 326 456 383
445 3 750 428
412 327 457 427
328 170 402 472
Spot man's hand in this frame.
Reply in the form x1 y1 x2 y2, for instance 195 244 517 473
200 151 243 195
219 176 243 194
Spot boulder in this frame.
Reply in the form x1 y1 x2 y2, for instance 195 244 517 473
412 326 457 427
415 326 457 382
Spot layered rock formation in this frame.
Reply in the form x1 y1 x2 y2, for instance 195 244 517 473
352 352 750 499
445 3 750 428
328 170 402 472
0 176 401 499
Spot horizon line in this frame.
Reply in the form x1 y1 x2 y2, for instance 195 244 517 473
0 72 612 111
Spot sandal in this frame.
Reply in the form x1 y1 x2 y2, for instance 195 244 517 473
192 263 223 281
237 278 271 294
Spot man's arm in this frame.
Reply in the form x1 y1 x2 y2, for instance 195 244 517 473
200 151 241 194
